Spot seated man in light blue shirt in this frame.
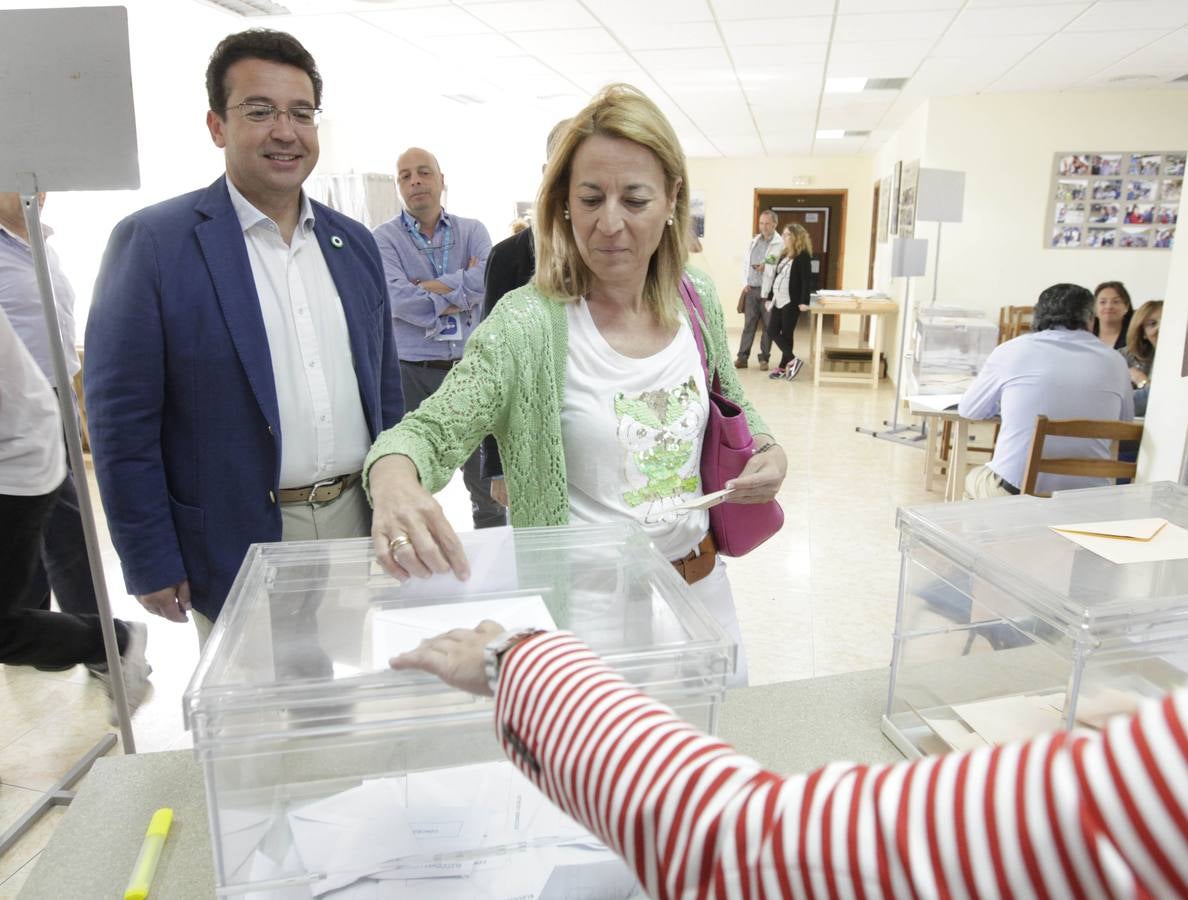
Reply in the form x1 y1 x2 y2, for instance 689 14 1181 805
373 148 504 529
959 282 1134 498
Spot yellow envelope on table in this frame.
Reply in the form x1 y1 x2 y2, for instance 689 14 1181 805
1050 518 1188 564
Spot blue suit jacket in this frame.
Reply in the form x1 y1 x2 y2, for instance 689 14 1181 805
85 178 403 620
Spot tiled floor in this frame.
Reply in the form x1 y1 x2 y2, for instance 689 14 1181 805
0 319 947 895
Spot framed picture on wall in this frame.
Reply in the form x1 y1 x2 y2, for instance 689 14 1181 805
888 161 901 235
898 160 919 237
1047 151 1184 250
877 175 891 243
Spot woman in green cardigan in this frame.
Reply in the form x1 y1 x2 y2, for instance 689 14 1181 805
365 84 787 685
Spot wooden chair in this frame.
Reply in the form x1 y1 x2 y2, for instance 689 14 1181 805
1020 416 1144 497
997 305 1034 343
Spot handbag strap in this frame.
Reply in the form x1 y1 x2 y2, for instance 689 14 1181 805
678 275 722 393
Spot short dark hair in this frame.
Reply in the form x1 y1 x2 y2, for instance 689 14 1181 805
1033 283 1095 332
206 29 322 117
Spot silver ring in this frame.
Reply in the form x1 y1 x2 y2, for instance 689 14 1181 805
388 534 412 554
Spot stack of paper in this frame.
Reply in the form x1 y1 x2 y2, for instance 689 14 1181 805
225 761 638 898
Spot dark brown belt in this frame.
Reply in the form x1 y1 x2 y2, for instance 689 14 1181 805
402 359 459 371
276 472 361 505
672 532 717 585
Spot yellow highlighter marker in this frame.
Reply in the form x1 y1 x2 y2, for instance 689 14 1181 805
124 807 173 900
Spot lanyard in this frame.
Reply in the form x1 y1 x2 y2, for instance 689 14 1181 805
403 213 450 279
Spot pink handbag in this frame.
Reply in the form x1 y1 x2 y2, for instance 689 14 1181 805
679 277 784 556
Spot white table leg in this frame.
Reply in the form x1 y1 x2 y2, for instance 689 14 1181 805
947 419 970 501
813 312 823 387
924 414 938 492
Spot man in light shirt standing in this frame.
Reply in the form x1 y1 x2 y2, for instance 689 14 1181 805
85 30 402 643
734 209 782 370
0 193 105 655
373 148 504 529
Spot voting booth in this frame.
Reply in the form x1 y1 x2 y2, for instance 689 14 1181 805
184 524 733 898
883 482 1188 758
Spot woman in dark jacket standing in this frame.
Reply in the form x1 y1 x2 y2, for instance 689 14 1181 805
765 223 813 380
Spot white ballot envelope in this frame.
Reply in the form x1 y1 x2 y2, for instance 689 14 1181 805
1050 518 1188 565
371 594 557 668
671 488 733 512
369 526 519 596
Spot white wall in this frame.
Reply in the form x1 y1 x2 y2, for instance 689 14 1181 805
686 154 875 319
920 90 1188 314
1137 229 1188 484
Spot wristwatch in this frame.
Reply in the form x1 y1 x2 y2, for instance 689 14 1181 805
484 628 545 694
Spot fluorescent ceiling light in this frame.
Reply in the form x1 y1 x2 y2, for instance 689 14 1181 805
816 129 846 139
825 77 868 93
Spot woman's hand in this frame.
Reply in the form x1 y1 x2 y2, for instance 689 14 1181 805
724 439 787 504
1129 366 1148 387
369 454 471 582
389 620 504 697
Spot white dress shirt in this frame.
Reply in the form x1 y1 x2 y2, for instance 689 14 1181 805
0 305 65 496
0 222 79 381
958 327 1134 494
226 179 370 489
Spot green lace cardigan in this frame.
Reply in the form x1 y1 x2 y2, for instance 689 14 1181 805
363 266 770 528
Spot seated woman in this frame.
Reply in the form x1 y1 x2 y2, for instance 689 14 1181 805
1122 299 1161 416
1092 280 1133 350
364 84 788 687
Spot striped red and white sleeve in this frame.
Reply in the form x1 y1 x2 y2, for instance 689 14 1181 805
493 631 1188 900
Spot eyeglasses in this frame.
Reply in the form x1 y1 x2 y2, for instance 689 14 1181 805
226 102 322 128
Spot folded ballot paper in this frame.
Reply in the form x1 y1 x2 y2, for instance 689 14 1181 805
243 760 638 898
1050 517 1188 565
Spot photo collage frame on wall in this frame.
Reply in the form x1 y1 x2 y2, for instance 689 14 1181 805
1048 151 1182 250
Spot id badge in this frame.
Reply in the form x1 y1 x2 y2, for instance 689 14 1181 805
433 313 461 341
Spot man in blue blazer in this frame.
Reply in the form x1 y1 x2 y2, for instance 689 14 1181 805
85 30 402 639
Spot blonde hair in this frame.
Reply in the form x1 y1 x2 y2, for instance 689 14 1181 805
782 223 813 259
1126 299 1162 362
533 84 689 326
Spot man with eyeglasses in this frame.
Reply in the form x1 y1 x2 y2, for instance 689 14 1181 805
373 148 504 530
85 29 403 644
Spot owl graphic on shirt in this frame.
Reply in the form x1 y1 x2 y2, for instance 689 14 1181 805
614 376 705 524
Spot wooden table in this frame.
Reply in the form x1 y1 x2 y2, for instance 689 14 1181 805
907 400 998 501
809 299 898 389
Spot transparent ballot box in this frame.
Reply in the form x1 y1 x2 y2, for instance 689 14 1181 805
910 309 997 394
183 524 733 898
883 482 1188 758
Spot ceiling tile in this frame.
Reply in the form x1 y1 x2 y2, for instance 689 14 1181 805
1135 28 1188 68
465 0 600 31
931 32 1047 60
583 0 714 25
709 135 765 156
827 40 932 77
965 0 1094 5
721 17 833 45
682 134 722 157
1063 0 1188 31
609 20 722 50
947 4 1091 37
901 57 1005 95
729 42 829 62
811 136 870 154
541 49 639 73
833 10 957 42
711 0 836 19
635 46 733 70
839 0 963 9
509 28 621 54
356 6 493 35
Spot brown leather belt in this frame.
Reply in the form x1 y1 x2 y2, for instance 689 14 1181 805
276 472 361 505
402 359 459 371
672 532 717 586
